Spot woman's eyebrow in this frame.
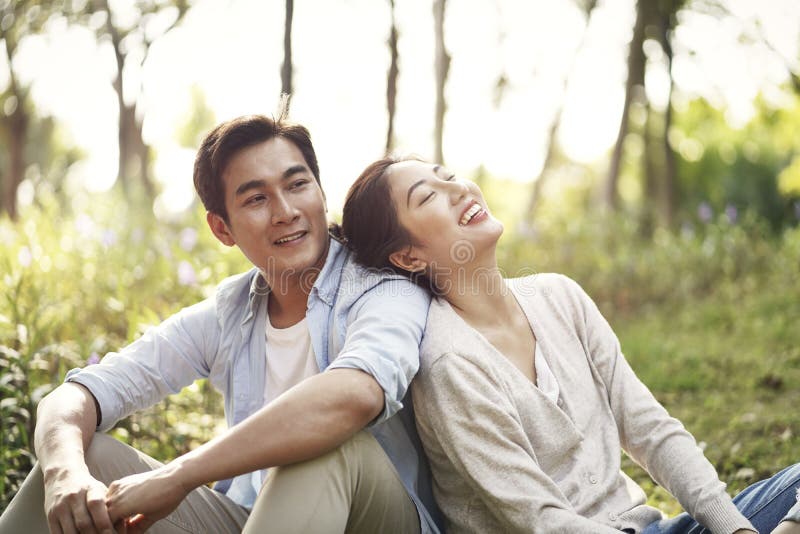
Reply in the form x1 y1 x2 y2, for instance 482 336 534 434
407 179 427 208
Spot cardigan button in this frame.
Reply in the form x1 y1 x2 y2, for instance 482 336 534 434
608 512 618 521
589 475 598 484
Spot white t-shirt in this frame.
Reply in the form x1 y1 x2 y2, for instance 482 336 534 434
250 302 319 493
263 311 318 406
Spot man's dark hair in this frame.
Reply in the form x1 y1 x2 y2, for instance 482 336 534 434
193 104 321 223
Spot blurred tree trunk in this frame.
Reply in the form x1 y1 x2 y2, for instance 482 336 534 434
0 0 53 220
433 0 450 164
658 7 677 228
0 48 29 221
281 0 294 95
85 0 189 202
524 0 598 224
385 0 399 154
604 0 648 210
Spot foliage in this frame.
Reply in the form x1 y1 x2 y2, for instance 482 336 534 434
1 174 799 514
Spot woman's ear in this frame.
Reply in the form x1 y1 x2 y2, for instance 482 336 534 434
389 246 428 273
207 211 236 247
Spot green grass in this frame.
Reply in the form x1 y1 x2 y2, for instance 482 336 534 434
1 189 799 516
614 279 800 515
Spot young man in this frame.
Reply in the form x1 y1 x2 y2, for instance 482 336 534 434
0 109 441 533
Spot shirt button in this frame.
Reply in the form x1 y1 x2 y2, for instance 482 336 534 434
589 475 598 484
608 512 618 521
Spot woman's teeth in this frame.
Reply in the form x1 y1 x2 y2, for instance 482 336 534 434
459 204 482 226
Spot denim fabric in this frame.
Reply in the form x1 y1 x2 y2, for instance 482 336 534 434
64 238 442 533
642 463 800 534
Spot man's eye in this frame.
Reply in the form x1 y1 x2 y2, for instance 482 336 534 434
291 179 309 189
445 174 455 181
246 195 265 205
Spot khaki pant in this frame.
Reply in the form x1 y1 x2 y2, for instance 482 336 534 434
0 432 420 534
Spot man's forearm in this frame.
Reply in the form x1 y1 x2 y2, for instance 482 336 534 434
34 382 100 479
170 368 384 491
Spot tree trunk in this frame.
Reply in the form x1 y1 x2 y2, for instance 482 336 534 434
432 0 450 165
659 12 677 228
524 0 597 223
2 107 28 220
281 0 294 95
385 0 399 154
604 0 647 210
640 99 656 237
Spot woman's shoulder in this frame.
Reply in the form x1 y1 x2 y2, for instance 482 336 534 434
507 272 584 303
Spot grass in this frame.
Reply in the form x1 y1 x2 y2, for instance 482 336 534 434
613 277 800 515
1 190 798 516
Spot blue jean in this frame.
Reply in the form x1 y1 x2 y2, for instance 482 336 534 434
641 463 800 534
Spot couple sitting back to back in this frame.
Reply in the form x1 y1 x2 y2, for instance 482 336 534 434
2 108 799 534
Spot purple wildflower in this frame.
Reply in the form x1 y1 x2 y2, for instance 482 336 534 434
725 204 738 224
18 246 32 267
179 228 198 252
698 202 713 223
101 229 117 247
178 260 197 286
87 352 101 365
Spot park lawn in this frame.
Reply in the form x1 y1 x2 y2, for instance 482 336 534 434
612 279 800 517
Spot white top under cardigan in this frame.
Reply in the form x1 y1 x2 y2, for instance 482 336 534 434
412 273 753 534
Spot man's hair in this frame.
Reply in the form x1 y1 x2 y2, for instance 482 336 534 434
193 103 321 222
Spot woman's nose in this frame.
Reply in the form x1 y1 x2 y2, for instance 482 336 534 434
448 180 468 205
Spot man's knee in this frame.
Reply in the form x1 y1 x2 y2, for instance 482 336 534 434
84 433 161 485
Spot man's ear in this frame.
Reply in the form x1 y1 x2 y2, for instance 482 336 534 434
389 246 428 273
207 211 235 247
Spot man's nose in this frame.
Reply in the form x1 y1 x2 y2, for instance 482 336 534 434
271 194 300 225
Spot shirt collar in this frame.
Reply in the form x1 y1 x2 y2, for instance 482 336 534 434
245 235 347 315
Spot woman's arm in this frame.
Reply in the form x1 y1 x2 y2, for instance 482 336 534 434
561 275 755 534
415 352 621 534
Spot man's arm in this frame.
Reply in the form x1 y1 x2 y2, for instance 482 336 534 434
34 382 116 534
105 368 382 532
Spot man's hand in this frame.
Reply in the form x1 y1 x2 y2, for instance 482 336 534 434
105 464 191 534
43 465 115 534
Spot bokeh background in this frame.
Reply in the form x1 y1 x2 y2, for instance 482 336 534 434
1 0 799 516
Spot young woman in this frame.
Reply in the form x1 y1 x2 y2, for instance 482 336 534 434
341 157 800 534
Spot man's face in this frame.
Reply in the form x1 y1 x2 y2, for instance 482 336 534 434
208 137 330 289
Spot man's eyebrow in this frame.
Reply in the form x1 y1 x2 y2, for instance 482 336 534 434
234 165 309 197
282 164 307 180
235 179 266 197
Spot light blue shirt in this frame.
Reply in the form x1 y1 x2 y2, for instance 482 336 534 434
66 237 442 533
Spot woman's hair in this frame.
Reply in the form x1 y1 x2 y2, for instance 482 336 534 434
342 156 432 290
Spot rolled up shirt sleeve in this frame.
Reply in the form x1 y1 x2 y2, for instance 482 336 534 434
65 297 220 432
327 278 430 425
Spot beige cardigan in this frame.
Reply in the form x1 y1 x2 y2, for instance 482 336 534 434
412 274 753 534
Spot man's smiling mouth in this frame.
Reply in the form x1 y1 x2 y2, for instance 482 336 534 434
274 231 307 245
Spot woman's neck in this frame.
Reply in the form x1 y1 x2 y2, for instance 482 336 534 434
439 258 517 329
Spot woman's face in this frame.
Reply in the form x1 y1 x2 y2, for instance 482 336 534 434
385 160 503 274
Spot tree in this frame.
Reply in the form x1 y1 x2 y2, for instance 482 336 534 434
385 0 399 154
432 0 450 165
604 0 648 212
524 0 598 224
281 0 293 95
0 0 62 220
70 0 189 202
604 0 683 233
